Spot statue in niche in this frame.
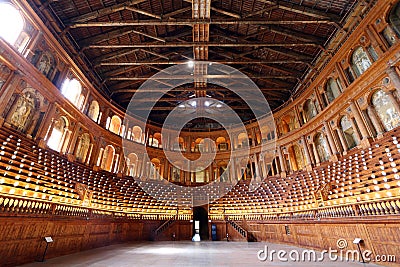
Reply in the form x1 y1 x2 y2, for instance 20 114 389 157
37 53 53 77
10 93 34 130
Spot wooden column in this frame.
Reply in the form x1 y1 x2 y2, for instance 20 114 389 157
301 136 312 171
349 101 371 147
323 121 338 160
367 105 385 137
277 146 287 177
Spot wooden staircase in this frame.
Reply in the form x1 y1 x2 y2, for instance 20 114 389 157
154 217 176 240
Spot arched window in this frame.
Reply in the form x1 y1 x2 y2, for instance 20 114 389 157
372 90 400 131
288 145 304 171
351 47 372 77
61 78 82 107
108 115 121 135
47 117 68 152
75 133 91 163
340 116 358 149
326 78 342 103
303 99 317 122
131 126 143 143
126 153 138 177
87 100 100 122
237 132 248 148
150 158 161 179
0 3 25 46
101 145 115 172
314 133 330 162
216 136 228 151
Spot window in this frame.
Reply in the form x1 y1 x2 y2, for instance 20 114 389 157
340 116 358 149
47 117 68 152
314 133 330 162
75 133 91 163
126 153 138 177
0 3 25 46
101 145 115 172
87 100 100 122
61 78 82 107
131 126 143 143
372 90 400 131
303 99 317 122
108 115 121 135
351 47 372 77
326 78 341 103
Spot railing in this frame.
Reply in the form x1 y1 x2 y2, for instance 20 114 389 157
227 220 247 238
209 198 400 222
0 195 191 221
154 217 176 237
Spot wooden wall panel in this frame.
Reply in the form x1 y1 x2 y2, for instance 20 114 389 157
0 217 146 267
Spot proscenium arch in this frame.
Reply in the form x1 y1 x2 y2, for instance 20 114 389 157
122 61 276 207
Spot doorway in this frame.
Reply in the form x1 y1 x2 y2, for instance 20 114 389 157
193 206 209 240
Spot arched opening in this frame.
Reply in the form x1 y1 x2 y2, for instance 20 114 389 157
351 47 372 77
109 115 121 135
340 116 358 149
216 136 227 151
87 100 100 122
325 78 342 103
47 116 68 152
193 206 209 241
288 145 305 171
131 126 143 143
101 145 115 172
171 163 181 182
314 133 330 163
303 99 317 122
61 78 82 107
150 158 161 179
194 138 203 152
75 133 91 163
126 153 138 177
0 3 25 47
237 132 248 148
372 90 400 131
153 133 162 148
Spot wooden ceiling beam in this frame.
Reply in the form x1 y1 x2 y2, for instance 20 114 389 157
92 48 139 64
111 87 290 95
84 42 319 49
211 7 241 18
256 0 341 21
80 27 165 47
69 18 337 28
242 5 279 18
68 0 147 23
211 47 304 76
106 74 297 81
125 6 162 19
162 6 192 18
97 59 307 67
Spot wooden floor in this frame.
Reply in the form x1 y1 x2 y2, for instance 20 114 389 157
19 241 380 267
